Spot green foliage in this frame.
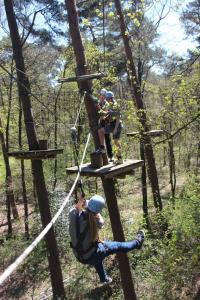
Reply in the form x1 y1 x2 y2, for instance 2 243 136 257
134 174 200 299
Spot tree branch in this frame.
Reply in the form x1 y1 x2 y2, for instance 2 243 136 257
21 9 45 47
155 113 200 145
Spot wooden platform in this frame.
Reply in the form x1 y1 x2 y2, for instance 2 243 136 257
7 149 63 160
58 72 106 83
127 129 164 137
66 159 143 179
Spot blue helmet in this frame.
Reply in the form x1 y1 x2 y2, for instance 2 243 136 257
87 195 105 213
106 91 114 99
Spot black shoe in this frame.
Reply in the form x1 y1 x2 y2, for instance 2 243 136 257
101 276 112 285
114 157 123 165
136 230 145 248
95 147 106 154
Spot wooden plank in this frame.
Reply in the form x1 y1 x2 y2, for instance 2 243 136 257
7 149 63 160
58 72 106 83
127 129 164 137
66 159 143 178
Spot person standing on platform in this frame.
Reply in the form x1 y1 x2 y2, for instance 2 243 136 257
97 89 113 162
96 91 123 165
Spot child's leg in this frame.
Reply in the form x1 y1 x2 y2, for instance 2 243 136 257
113 138 122 158
94 261 108 282
98 127 105 147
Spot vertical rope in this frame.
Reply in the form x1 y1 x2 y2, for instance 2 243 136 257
102 0 106 71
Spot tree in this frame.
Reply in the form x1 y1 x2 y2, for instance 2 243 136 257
65 1 138 299
3 0 65 297
180 0 200 44
114 0 162 210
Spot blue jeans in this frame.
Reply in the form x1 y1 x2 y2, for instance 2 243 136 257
86 239 141 282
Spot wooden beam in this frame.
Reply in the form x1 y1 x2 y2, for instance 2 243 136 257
66 159 143 178
127 129 164 137
7 149 63 160
58 72 106 83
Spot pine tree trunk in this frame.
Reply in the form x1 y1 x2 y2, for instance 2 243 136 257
4 1 65 297
114 0 162 210
140 141 148 218
53 91 58 191
65 0 100 149
65 1 137 299
168 139 176 199
18 101 29 238
196 142 200 175
0 117 19 222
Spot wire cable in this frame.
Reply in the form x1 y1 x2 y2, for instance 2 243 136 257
0 132 91 286
102 0 106 72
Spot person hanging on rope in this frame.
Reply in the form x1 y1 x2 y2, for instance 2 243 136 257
96 88 113 162
69 193 145 284
96 91 123 164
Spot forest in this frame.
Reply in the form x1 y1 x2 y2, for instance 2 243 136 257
0 0 199 299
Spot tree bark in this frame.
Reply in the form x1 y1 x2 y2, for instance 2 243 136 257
4 1 65 297
0 117 18 223
114 0 162 210
65 0 100 150
140 141 148 218
18 100 29 238
65 1 137 299
168 139 176 199
102 178 137 300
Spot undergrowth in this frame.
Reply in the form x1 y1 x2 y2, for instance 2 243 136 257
0 173 199 299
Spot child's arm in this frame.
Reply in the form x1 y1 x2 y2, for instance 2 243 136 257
94 213 105 228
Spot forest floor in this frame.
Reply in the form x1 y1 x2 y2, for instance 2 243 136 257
0 169 193 300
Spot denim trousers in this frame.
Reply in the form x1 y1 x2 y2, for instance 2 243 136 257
87 239 141 282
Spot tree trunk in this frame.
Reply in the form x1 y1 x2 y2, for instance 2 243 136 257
65 1 137 299
140 141 148 218
65 0 100 150
18 100 29 238
4 1 65 297
196 142 200 175
0 117 18 223
168 139 176 199
102 178 137 300
114 0 162 210
53 91 58 191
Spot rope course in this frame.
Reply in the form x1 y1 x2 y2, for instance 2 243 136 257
0 132 91 286
0 63 54 115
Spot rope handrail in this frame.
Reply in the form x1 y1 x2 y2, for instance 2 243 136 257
0 132 91 286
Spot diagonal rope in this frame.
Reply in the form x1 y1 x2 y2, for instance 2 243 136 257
0 132 91 286
74 91 86 128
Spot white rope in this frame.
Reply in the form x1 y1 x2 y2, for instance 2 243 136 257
0 133 91 286
74 92 86 128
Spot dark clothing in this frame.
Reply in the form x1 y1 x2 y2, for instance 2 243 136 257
104 120 123 139
99 110 113 159
69 208 143 282
69 208 103 261
105 134 113 159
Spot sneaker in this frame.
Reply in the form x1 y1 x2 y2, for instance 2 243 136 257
101 276 113 285
136 230 145 248
114 157 123 165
